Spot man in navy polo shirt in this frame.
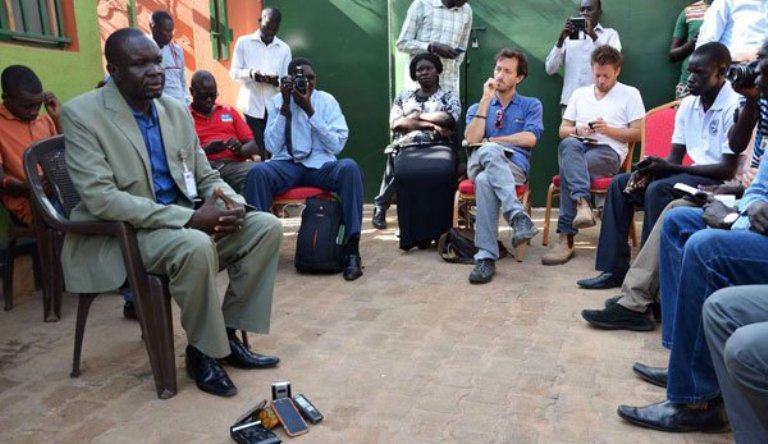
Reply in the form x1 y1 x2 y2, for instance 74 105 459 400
464 47 544 284
189 71 260 193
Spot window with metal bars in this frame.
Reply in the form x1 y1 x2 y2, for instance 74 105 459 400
0 0 70 47
210 0 233 60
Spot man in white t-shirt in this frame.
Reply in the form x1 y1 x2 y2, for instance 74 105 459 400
545 0 622 109
578 42 745 300
542 45 645 265
230 7 292 159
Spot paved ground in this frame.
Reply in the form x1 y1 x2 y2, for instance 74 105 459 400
0 207 733 443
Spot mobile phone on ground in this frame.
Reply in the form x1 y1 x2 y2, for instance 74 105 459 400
272 398 309 437
293 394 323 424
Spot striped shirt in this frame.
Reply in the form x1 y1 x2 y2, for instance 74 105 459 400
396 0 473 96
672 1 709 85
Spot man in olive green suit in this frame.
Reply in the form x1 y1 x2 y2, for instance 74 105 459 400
60 28 282 397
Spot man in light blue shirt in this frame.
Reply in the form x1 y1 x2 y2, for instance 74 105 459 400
617 39 768 436
150 10 189 104
242 58 364 281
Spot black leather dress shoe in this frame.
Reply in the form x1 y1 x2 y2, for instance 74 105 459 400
343 254 363 281
577 271 624 290
632 362 668 388
605 296 663 323
617 399 729 433
221 337 280 369
372 207 387 230
581 303 655 331
185 345 237 397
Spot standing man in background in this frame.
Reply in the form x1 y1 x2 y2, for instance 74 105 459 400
545 0 621 112
696 0 768 61
150 10 189 104
669 1 711 99
230 7 291 158
396 0 473 97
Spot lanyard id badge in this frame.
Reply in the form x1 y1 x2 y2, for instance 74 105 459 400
179 150 198 198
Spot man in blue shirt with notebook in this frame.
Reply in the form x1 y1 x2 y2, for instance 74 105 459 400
464 48 544 284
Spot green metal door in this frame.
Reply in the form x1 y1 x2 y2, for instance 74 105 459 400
269 0 391 200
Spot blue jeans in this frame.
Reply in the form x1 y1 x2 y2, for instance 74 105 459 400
659 207 768 403
242 159 364 238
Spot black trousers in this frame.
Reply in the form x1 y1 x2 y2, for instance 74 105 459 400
245 113 268 160
595 172 720 274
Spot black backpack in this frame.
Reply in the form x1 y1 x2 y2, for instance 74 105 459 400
295 196 345 273
437 228 507 264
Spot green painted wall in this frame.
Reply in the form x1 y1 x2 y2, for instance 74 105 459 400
270 0 391 201
0 0 103 103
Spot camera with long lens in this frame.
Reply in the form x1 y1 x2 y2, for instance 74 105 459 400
726 61 759 88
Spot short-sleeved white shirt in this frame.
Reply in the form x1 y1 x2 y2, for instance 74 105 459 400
563 82 646 162
672 81 742 165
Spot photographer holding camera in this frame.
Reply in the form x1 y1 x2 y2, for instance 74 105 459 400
242 58 365 281
545 0 622 111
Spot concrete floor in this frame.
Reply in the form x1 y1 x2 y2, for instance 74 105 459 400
0 207 733 443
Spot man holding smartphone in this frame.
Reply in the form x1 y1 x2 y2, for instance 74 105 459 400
545 0 622 111
542 45 644 266
577 42 745 289
190 71 260 193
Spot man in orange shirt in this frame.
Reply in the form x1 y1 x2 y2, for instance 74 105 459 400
0 65 60 225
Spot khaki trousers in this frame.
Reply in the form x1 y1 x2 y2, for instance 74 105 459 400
618 198 696 312
138 211 282 358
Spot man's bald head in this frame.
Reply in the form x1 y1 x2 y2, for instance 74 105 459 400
190 70 218 115
191 70 216 89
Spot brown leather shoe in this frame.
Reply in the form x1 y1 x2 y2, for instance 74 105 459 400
541 234 574 265
573 198 596 229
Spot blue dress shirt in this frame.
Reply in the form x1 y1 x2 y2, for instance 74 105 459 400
465 93 544 174
264 90 349 169
132 103 179 205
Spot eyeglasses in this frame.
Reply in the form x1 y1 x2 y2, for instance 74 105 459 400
495 109 504 129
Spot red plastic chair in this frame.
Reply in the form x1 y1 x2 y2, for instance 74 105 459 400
272 186 334 217
541 142 638 246
453 179 532 262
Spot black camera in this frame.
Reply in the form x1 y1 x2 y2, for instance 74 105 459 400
726 61 759 88
293 66 308 94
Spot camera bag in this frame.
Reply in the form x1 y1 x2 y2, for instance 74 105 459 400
294 196 345 273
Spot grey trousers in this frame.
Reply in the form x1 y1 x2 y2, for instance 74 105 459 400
139 211 283 358
618 198 696 312
210 160 256 194
467 143 527 261
703 286 768 443
556 138 620 235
